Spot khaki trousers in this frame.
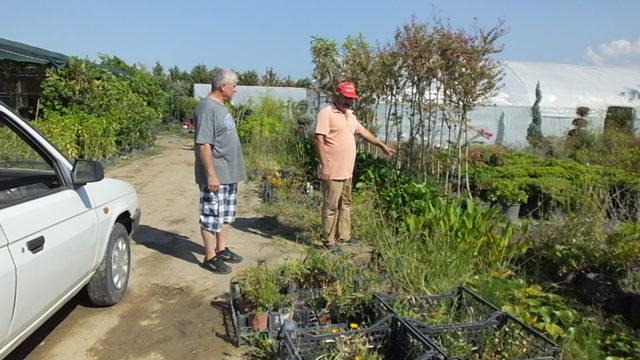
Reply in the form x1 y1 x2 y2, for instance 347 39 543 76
321 179 352 245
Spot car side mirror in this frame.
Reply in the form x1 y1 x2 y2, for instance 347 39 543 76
72 159 104 185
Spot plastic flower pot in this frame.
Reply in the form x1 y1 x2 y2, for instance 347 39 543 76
250 312 269 331
317 310 332 325
499 203 520 222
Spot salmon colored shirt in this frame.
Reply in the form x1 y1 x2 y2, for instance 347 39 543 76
314 104 365 180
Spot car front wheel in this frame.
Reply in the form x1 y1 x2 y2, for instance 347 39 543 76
87 222 131 306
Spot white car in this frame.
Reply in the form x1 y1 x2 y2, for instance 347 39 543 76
0 102 140 358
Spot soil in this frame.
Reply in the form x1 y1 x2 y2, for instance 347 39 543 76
6 135 305 360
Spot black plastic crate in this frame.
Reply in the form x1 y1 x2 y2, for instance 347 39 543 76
374 287 559 360
411 312 558 360
280 315 441 360
229 280 324 345
374 287 500 326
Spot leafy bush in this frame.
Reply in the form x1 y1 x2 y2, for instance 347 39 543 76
0 127 45 162
237 265 286 314
33 112 119 160
239 96 316 177
41 56 166 156
521 219 640 281
470 276 640 360
354 152 525 293
32 114 81 159
237 96 287 142
469 152 640 217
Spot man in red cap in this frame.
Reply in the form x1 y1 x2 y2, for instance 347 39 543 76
314 81 396 250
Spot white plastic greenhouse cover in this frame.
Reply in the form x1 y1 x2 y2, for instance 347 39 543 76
377 61 640 146
493 61 640 108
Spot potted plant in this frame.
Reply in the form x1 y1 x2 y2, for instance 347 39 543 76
487 179 529 221
301 250 337 289
237 265 287 331
276 259 309 294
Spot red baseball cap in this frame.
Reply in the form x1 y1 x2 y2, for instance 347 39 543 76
336 81 359 99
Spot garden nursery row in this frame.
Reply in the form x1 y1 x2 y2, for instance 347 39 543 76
236 92 640 360
230 257 560 360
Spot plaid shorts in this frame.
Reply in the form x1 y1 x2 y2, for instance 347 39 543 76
199 183 238 232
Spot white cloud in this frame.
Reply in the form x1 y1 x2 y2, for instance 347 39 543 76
584 38 640 66
585 47 604 65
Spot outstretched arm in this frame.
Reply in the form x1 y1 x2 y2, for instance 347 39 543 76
357 128 397 156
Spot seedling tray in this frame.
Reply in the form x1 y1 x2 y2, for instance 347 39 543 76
280 315 441 360
229 280 325 345
374 287 559 359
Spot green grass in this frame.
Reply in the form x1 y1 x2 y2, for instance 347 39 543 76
255 182 321 244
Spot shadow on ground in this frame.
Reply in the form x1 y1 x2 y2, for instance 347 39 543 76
5 292 94 360
133 224 203 266
231 216 310 244
210 293 238 347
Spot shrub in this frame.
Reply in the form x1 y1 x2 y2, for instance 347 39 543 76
520 218 640 281
33 114 81 159
41 56 165 155
237 265 286 314
33 112 118 160
239 95 316 177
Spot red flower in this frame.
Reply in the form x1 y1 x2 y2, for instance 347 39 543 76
478 128 494 139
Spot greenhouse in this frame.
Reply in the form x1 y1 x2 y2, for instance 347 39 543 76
374 61 640 147
453 61 640 147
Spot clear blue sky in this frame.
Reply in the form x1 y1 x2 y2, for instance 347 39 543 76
3 0 640 79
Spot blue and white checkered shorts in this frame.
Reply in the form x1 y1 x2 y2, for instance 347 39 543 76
199 183 238 232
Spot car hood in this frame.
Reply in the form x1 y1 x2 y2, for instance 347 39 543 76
82 178 136 208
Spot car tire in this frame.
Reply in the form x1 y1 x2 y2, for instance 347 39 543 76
87 222 131 306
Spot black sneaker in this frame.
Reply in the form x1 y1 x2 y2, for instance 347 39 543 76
217 247 243 263
201 256 232 274
321 243 341 253
342 237 362 245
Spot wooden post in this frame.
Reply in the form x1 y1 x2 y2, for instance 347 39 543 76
35 97 41 120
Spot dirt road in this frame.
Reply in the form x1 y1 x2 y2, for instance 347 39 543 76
7 135 303 360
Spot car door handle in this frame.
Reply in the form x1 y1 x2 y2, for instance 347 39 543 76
27 236 45 254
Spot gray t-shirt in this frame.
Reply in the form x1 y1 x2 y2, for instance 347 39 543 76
194 97 246 185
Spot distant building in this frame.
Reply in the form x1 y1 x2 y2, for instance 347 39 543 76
0 38 68 118
194 84 308 105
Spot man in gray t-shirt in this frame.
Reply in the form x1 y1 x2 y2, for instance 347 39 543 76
193 68 246 275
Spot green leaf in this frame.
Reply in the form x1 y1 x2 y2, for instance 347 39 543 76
544 323 564 338
554 309 580 325
537 306 554 324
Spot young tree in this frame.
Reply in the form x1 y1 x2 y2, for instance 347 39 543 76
342 34 377 119
168 66 190 82
190 64 211 84
310 36 342 99
238 70 259 85
152 61 165 77
527 82 543 147
295 78 312 88
496 112 506 146
260 67 279 86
